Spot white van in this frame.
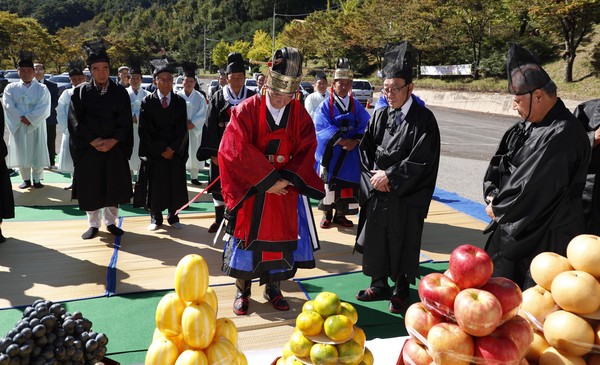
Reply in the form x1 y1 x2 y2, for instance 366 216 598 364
351 79 374 107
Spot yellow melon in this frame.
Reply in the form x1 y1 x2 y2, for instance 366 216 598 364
156 293 186 337
175 254 210 303
145 337 180 365
201 287 219 317
214 317 238 347
174 349 209 365
182 301 216 350
205 337 239 365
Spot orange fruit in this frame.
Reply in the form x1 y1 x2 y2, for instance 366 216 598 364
337 339 364 365
302 300 315 312
296 310 324 337
313 292 341 318
289 331 314 358
352 326 366 348
359 347 374 365
310 343 338 365
340 302 358 325
323 314 354 342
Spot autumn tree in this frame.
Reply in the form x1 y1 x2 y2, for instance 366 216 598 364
524 0 600 82
248 29 274 62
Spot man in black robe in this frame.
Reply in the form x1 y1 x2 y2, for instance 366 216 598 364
0 103 15 243
483 44 590 289
573 99 600 235
197 53 255 233
68 43 133 240
354 42 440 314
34 63 59 169
136 65 189 231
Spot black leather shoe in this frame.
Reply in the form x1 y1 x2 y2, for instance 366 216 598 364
106 224 124 236
33 181 44 188
356 286 391 301
19 180 31 189
389 293 408 314
264 284 289 311
233 279 251 315
81 227 99 240
191 179 201 186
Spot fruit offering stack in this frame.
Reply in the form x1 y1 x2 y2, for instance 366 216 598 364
276 291 373 365
145 254 247 365
0 299 109 364
402 244 533 365
519 234 600 364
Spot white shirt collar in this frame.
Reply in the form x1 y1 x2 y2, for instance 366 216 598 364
334 93 350 111
157 90 171 104
399 95 413 117
266 92 285 126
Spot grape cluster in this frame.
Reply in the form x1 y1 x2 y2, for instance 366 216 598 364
0 299 109 365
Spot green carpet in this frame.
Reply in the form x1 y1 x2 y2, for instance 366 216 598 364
13 201 215 221
10 169 209 184
296 262 449 340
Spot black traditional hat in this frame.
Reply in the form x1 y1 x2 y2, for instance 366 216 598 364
18 51 34 69
333 58 353 80
150 58 173 77
181 62 198 78
266 47 303 94
506 43 552 95
67 60 85 77
315 71 327 82
382 41 416 83
128 55 144 75
225 52 245 74
84 40 110 66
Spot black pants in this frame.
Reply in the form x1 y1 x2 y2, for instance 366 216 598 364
46 122 56 166
150 209 179 225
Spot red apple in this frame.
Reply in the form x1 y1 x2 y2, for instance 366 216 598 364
494 315 534 358
454 288 502 337
474 333 521 364
427 323 474 365
404 302 444 344
417 273 461 319
480 277 523 321
401 338 434 365
449 244 493 288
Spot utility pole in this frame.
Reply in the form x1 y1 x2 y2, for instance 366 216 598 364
271 2 276 56
203 25 207 73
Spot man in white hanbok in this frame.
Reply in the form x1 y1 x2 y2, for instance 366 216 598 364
304 72 329 119
56 66 87 189
176 63 207 185
126 62 150 178
1 55 51 189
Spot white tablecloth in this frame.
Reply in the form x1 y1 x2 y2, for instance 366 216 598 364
245 336 409 365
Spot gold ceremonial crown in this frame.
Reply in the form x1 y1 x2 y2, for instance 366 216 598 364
266 68 302 94
334 68 353 80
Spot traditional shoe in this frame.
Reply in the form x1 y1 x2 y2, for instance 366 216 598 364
389 294 408 314
233 296 249 315
264 285 290 311
208 221 220 233
319 217 331 229
81 227 99 240
63 184 73 190
356 286 391 302
106 224 124 236
191 179 202 186
32 181 44 188
8 169 18 177
333 216 354 227
169 222 183 229
147 223 161 231
19 180 31 189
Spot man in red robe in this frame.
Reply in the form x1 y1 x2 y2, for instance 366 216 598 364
218 47 325 315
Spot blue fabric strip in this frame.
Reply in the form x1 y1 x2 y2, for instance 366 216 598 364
432 187 489 223
105 216 123 296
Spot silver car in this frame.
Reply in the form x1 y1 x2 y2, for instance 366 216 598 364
351 79 374 107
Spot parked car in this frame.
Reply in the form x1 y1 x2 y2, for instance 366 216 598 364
3 70 19 84
0 71 7 96
173 75 203 93
351 79 374 107
207 80 219 99
48 74 73 95
245 78 258 93
300 81 314 95
141 75 154 90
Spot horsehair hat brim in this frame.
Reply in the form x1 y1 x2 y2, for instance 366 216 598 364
266 47 303 94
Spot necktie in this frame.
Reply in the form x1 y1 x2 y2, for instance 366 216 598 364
161 96 168 109
395 110 404 126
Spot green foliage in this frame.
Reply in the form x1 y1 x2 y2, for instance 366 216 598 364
212 40 232 69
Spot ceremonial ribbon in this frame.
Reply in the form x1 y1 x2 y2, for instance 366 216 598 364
175 175 221 215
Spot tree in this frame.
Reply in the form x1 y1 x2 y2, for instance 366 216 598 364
247 29 272 62
525 0 600 82
212 40 231 68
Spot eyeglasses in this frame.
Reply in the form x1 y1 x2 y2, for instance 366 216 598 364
382 84 408 95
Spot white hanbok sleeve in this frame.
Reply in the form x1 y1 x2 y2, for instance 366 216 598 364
1 85 24 135
24 85 51 134
56 89 71 134
188 92 207 139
